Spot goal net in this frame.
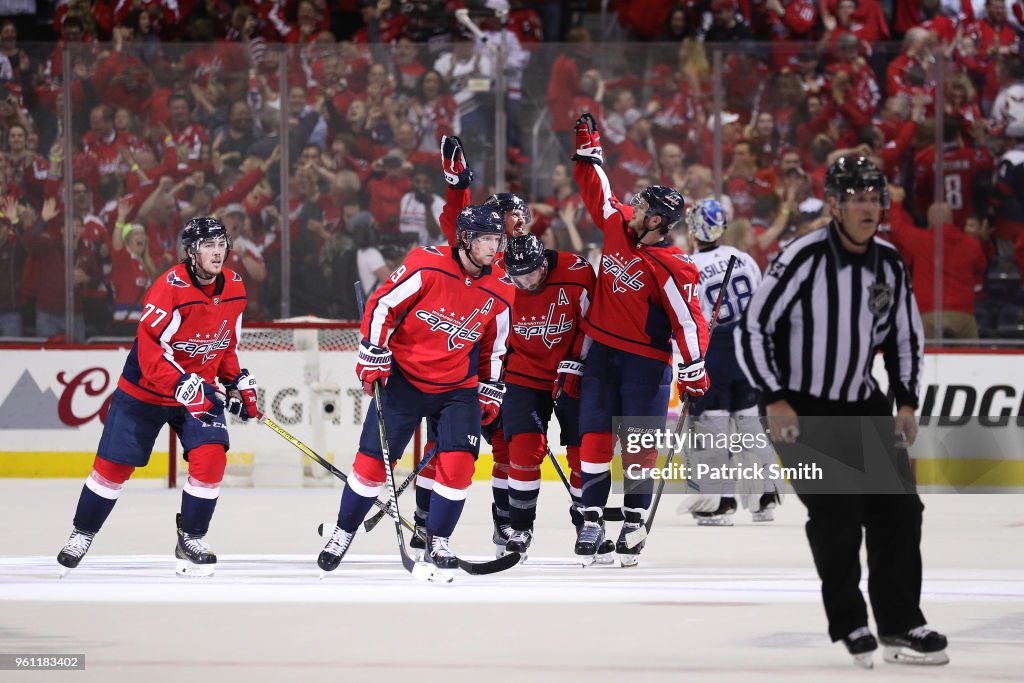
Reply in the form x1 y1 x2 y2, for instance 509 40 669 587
172 317 420 488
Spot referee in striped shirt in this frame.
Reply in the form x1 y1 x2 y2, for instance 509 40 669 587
738 156 948 668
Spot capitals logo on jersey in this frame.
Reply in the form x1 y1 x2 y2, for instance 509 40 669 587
170 319 233 363
167 271 190 288
415 301 493 351
602 252 645 293
513 289 574 349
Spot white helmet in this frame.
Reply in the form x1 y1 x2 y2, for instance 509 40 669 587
687 198 727 243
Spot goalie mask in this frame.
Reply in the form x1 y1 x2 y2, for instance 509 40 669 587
687 198 727 244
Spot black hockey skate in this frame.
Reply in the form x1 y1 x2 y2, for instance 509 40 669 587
505 527 533 557
694 496 737 526
57 528 95 577
574 508 605 564
880 627 949 665
175 514 216 577
842 626 878 669
318 525 355 575
572 504 614 565
492 503 514 558
751 491 781 522
423 531 458 582
410 514 427 560
615 508 646 568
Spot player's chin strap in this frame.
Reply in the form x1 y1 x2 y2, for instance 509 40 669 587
187 256 217 283
634 216 668 247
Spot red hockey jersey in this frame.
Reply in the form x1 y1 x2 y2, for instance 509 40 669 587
506 251 595 390
361 246 514 393
574 162 709 365
118 263 247 406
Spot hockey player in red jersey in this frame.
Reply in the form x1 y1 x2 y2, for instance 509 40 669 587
571 113 710 566
56 217 258 578
491 233 597 560
318 204 513 577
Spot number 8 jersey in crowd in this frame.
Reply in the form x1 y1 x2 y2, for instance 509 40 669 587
117 263 248 406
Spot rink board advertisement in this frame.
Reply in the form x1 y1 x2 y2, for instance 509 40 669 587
0 347 1022 488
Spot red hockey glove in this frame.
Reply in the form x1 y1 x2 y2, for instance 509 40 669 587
174 373 225 425
553 358 585 400
478 381 505 425
441 135 473 189
356 341 392 395
225 369 259 421
573 113 603 165
676 360 710 398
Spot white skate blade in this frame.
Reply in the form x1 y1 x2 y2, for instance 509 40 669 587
176 559 215 577
883 646 949 666
623 526 647 548
852 652 874 669
617 553 639 568
593 552 615 566
696 515 734 527
751 510 775 522
58 566 72 578
495 544 509 559
576 553 598 567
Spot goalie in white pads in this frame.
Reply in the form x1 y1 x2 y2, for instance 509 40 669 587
679 199 783 525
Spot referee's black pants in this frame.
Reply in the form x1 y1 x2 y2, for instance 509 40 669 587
774 390 927 642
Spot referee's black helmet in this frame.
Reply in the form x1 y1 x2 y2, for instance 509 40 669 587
824 156 890 209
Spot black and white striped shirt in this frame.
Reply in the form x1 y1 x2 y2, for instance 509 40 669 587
737 224 925 408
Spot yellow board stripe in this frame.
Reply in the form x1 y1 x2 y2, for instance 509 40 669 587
2 454 1022 488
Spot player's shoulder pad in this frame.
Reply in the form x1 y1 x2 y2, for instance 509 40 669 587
221 267 248 295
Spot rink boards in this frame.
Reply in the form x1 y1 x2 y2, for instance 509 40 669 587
0 347 1022 488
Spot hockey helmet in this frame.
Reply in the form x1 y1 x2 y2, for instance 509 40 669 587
824 156 890 209
181 216 231 259
484 192 532 231
504 233 548 290
630 185 686 233
687 198 728 243
456 205 506 251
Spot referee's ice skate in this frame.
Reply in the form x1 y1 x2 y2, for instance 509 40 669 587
880 627 949 665
842 627 878 669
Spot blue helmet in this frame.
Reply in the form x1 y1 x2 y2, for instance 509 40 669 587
504 233 546 274
484 192 532 226
456 205 505 249
687 199 727 243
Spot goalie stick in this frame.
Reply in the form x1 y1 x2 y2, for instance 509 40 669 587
624 255 737 548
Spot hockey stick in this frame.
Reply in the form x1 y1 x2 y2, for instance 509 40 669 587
258 414 416 531
625 254 737 548
362 444 438 532
530 411 624 522
355 283 438 582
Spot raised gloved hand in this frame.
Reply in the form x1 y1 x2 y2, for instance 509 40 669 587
224 369 259 420
553 358 584 400
441 135 473 189
356 341 392 395
676 359 710 398
478 380 505 425
573 113 603 165
174 373 225 425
